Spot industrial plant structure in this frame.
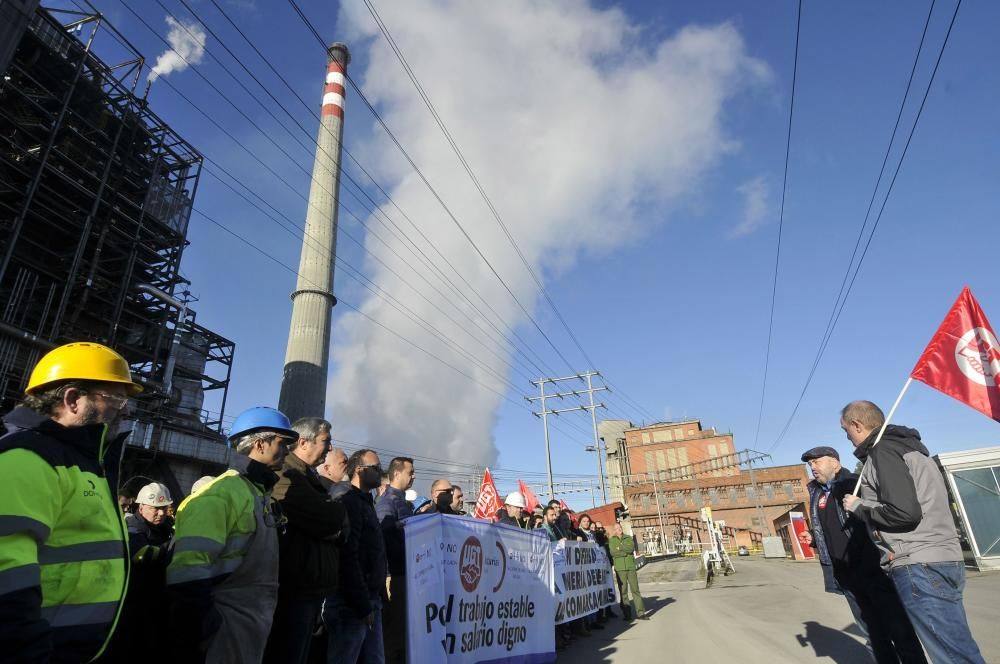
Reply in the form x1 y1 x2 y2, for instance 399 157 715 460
0 2 235 495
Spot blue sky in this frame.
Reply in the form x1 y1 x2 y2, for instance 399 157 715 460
78 0 1000 505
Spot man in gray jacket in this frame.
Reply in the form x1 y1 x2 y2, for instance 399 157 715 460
840 400 984 664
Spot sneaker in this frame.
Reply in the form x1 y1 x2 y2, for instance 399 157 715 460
637 614 650 620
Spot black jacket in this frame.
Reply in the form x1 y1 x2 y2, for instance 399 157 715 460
338 486 387 618
272 453 348 598
103 515 174 663
496 509 525 528
806 468 882 591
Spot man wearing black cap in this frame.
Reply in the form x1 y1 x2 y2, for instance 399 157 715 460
799 446 926 663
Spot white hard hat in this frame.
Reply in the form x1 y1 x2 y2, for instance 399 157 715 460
136 482 173 507
504 491 527 509
191 475 215 495
405 489 417 502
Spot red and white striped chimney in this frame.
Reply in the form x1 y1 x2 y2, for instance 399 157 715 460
279 42 351 422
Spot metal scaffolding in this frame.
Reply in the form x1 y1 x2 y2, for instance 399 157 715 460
0 4 234 470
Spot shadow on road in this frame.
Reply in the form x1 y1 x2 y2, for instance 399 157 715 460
557 599 676 662
796 621 871 663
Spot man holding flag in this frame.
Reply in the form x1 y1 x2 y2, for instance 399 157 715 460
840 402 984 663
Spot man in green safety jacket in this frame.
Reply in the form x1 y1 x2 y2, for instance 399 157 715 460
167 406 297 663
0 342 140 662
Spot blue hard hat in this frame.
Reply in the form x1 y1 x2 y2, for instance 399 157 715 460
228 406 298 442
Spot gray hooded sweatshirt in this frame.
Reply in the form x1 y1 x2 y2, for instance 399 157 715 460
851 424 962 570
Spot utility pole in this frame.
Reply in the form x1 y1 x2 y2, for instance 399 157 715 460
586 371 609 504
528 371 607 504
746 458 773 536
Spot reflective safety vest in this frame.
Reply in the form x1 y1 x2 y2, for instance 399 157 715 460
0 407 129 663
167 470 265 586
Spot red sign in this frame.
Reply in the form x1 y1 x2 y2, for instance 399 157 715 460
473 468 502 520
911 287 1000 422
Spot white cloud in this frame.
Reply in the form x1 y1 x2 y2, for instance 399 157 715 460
327 0 768 465
148 17 206 82
731 175 771 238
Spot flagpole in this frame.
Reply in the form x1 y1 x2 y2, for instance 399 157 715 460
852 376 914 496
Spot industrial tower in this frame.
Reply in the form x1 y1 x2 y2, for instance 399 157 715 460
278 43 350 422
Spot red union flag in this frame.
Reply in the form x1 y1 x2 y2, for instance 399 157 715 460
911 287 1000 422
518 480 540 513
473 468 502 520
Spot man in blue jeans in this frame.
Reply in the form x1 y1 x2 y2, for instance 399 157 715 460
841 400 985 664
324 448 386 664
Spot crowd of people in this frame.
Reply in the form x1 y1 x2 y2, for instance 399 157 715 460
0 342 646 663
5 342 982 664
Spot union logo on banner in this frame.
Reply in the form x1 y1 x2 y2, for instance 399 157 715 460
911 287 1000 422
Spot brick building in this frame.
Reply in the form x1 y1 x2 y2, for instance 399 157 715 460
613 419 812 558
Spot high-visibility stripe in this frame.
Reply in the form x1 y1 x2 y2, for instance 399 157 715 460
174 533 251 557
173 535 224 556
166 555 242 585
0 515 51 541
0 564 40 594
38 540 124 564
40 600 118 627
326 71 345 86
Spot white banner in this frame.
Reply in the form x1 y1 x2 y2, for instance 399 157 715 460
552 540 618 624
406 514 556 663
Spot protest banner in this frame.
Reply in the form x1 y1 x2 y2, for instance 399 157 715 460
406 513 555 663
552 540 619 624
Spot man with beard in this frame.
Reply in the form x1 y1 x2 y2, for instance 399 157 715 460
168 406 298 663
0 342 138 662
450 484 466 515
324 449 387 664
798 446 926 663
376 457 415 664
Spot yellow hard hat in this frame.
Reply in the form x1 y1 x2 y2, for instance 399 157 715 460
26 342 142 395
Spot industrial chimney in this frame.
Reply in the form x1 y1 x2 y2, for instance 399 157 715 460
278 42 350 422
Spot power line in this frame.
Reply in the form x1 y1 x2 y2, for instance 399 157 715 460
362 0 596 370
287 0 656 427
287 0 589 376
753 0 803 449
768 0 960 451
360 0 662 428
126 0 566 393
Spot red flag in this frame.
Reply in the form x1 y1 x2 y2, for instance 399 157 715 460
473 468 503 520
559 500 572 514
518 480 540 513
911 287 1000 422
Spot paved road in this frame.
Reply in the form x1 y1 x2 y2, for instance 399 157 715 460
558 556 999 663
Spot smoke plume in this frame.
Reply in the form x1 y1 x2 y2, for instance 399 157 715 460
328 0 769 467
148 17 206 82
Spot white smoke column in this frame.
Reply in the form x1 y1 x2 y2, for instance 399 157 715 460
329 0 770 467
148 17 206 82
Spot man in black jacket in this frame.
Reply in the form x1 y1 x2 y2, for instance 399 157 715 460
798 446 925 663
324 449 387 663
264 417 347 664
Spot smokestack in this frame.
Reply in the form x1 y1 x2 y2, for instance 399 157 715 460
278 42 350 422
